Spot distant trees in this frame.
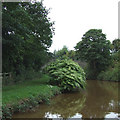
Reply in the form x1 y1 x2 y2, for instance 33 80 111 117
75 29 111 79
53 46 77 60
54 46 69 59
2 2 54 74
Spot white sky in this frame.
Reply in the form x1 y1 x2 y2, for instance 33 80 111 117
42 0 119 52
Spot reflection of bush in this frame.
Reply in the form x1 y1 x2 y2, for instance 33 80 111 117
48 93 86 118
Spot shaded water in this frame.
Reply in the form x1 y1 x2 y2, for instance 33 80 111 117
13 80 120 119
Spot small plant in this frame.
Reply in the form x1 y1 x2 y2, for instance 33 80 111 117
44 59 86 91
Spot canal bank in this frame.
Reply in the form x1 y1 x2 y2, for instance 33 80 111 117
13 80 120 119
2 75 61 119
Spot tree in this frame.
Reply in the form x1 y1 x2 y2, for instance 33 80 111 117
75 29 111 79
2 2 54 74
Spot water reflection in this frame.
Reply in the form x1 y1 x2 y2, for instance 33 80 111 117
48 92 86 118
104 112 119 118
45 112 61 118
13 80 119 119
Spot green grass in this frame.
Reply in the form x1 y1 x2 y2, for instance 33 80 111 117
2 74 60 105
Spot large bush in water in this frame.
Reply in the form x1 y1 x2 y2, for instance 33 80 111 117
45 59 86 91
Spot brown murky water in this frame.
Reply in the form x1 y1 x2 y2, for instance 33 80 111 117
13 80 120 119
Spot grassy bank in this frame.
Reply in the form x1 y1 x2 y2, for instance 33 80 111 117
2 74 61 119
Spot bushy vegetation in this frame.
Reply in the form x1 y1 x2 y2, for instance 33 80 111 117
97 50 120 81
97 66 119 81
44 59 86 91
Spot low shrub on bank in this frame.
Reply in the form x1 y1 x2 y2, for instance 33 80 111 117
97 50 120 81
97 63 120 81
44 59 86 91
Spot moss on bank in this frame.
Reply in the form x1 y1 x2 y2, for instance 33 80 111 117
2 74 61 119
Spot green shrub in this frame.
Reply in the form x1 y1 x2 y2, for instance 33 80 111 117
97 63 120 81
44 59 86 91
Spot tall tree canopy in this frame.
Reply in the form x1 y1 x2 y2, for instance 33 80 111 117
75 29 111 79
2 2 55 73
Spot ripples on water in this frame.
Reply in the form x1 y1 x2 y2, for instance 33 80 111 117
13 80 120 119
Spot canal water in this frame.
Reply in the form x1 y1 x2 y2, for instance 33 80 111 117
13 80 120 119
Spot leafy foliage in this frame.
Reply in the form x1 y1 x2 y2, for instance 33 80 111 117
2 2 54 74
97 63 120 81
44 59 86 91
75 29 111 79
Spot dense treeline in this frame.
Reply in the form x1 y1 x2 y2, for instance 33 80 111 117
75 30 120 81
54 30 120 81
97 39 120 81
2 2 54 78
2 2 119 84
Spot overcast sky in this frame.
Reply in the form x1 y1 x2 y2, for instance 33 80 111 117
42 0 119 52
